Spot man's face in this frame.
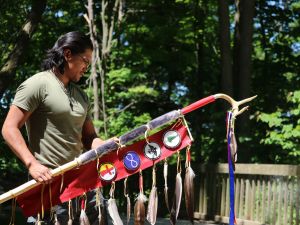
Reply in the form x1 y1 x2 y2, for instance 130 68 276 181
64 48 92 82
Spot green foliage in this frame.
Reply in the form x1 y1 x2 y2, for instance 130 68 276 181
258 90 300 163
1 2 300 222
107 68 158 102
249 0 300 164
117 85 158 100
0 141 24 173
93 67 159 138
106 111 151 137
1 0 300 185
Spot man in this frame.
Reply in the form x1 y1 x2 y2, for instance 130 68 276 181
2 31 104 224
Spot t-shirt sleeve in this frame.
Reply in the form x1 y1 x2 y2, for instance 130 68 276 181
12 77 46 112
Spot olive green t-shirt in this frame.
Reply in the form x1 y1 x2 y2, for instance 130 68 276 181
12 71 90 169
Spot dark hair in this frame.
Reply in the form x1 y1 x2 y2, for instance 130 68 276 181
41 31 93 73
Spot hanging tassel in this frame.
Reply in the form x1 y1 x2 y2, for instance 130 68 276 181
67 199 73 225
226 112 237 171
146 164 158 225
36 213 42 225
124 177 131 225
107 182 124 225
227 111 237 225
182 116 194 142
170 175 182 225
34 184 45 225
54 213 61 225
101 194 109 225
163 159 170 212
40 184 45 220
9 198 17 225
170 152 182 225
230 119 238 171
184 146 195 224
107 199 123 225
59 174 64 193
79 194 90 225
96 188 102 224
144 124 150 144
96 158 100 173
49 184 56 222
96 188 108 225
134 193 147 225
134 170 147 225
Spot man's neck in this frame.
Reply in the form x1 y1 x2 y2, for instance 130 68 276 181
52 68 69 87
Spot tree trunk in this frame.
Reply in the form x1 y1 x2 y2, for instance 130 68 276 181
0 0 47 98
85 0 101 134
218 0 233 96
85 0 123 137
236 0 255 100
233 0 255 162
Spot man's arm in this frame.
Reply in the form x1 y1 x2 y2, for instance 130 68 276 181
81 117 105 150
1 105 52 183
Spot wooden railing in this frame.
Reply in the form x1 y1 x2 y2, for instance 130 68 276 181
193 164 300 225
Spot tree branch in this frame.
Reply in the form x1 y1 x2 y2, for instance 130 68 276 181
0 0 47 98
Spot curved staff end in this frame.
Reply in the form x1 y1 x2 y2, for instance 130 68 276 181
180 94 257 117
214 94 257 117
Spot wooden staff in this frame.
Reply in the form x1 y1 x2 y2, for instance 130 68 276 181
0 160 78 204
0 93 256 204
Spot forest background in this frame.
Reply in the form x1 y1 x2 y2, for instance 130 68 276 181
0 0 299 221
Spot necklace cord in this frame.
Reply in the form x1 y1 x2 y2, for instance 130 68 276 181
51 69 74 110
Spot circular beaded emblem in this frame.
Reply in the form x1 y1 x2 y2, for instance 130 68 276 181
123 151 141 171
163 130 181 149
98 163 117 182
143 142 161 160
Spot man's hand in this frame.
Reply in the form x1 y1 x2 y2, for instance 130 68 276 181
91 137 106 149
28 160 52 184
91 136 119 149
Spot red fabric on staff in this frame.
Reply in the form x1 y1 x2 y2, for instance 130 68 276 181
181 95 215 115
17 121 192 216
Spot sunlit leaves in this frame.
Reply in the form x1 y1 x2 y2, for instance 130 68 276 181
258 91 300 163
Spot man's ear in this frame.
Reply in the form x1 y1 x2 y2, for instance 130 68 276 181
63 49 72 61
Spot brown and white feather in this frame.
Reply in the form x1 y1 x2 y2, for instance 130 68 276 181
184 166 195 224
107 198 123 225
134 193 147 225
